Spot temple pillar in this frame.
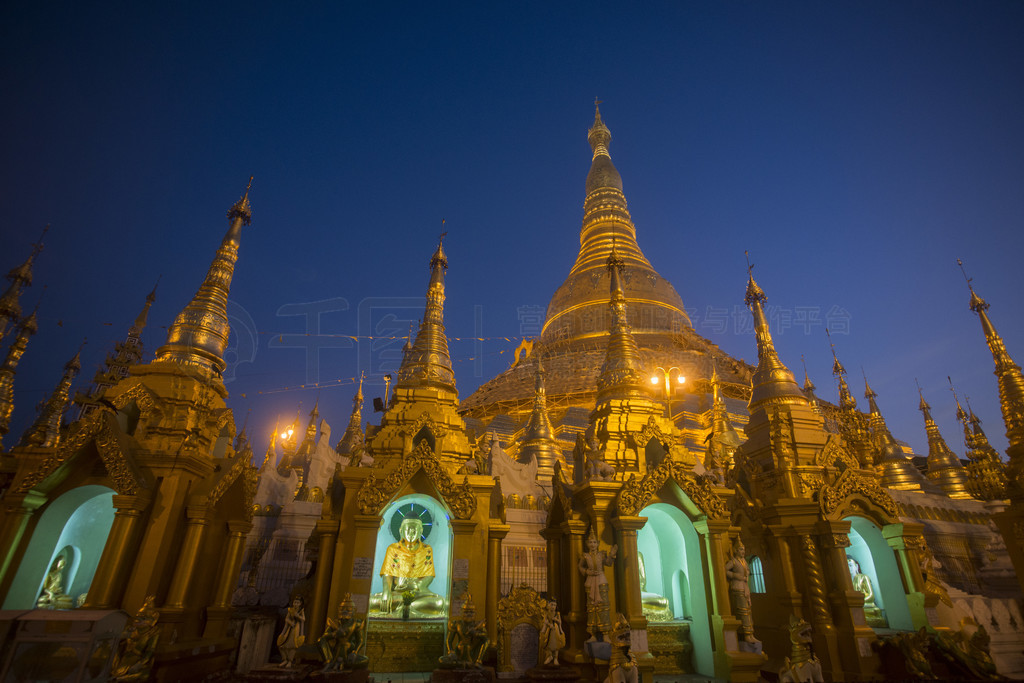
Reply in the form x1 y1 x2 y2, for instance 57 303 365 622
486 522 510 642
204 519 252 639
610 516 647 633
541 526 562 602
883 522 935 630
85 494 150 609
820 524 877 679
309 518 339 640
562 519 587 662
165 505 210 609
0 492 44 595
797 530 842 678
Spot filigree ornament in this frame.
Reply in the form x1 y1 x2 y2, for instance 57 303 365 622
630 417 671 450
815 435 857 471
410 412 445 440
617 458 727 519
831 533 851 548
798 473 825 498
819 469 898 519
206 449 257 513
356 440 476 519
496 583 547 635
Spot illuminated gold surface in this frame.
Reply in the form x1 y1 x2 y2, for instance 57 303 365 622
396 235 456 391
864 379 926 491
519 354 562 478
19 348 81 448
744 269 808 411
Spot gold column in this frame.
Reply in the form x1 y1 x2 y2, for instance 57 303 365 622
562 519 587 661
85 494 149 608
309 519 340 640
212 520 251 608
799 534 833 629
0 493 44 593
486 523 510 642
610 516 647 631
166 505 210 609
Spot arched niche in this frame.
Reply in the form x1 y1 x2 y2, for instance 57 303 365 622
369 493 452 619
3 485 116 609
637 502 713 675
845 515 912 631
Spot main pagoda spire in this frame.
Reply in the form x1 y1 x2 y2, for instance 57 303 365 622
396 234 456 392
917 384 971 499
541 104 689 345
154 178 251 378
958 260 1024 466
744 258 807 413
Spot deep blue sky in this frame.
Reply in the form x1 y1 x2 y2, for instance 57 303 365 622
2 2 1022 459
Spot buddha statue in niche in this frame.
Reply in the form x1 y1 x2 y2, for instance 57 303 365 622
638 551 673 621
848 558 886 627
369 517 445 618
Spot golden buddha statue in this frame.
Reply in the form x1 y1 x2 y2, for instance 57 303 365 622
36 556 73 609
637 552 673 621
369 517 445 619
848 558 886 627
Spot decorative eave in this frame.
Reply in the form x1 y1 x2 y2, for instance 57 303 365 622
616 457 727 518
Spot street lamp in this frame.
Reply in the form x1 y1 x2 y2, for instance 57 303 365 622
651 366 685 418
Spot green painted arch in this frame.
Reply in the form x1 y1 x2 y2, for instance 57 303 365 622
845 515 913 631
638 502 713 676
3 485 116 609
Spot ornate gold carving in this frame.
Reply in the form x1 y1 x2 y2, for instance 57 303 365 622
831 533 851 548
820 469 898 519
357 439 476 518
497 583 547 635
815 434 858 471
631 416 672 450
800 535 832 627
798 473 825 498
617 458 727 519
16 411 146 495
904 535 925 550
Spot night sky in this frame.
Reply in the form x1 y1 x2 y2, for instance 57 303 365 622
2 2 1022 460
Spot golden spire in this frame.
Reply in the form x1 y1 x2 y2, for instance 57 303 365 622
958 259 1024 463
520 352 561 477
862 376 925 491
542 105 690 345
827 329 856 410
154 178 252 378
19 343 83 449
953 384 1009 501
917 382 972 499
0 226 46 344
709 363 742 453
744 254 807 411
396 232 456 392
800 354 821 412
261 418 280 472
596 246 651 401
0 310 39 448
336 373 366 456
74 281 160 420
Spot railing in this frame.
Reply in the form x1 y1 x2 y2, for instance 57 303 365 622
501 544 547 595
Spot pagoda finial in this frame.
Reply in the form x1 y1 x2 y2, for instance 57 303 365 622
19 342 84 449
0 309 41 446
155 179 251 378
596 246 649 401
863 369 881 416
395 236 457 392
588 99 612 160
0 225 47 343
521 350 561 476
826 328 856 410
958 258 1024 468
743 253 806 411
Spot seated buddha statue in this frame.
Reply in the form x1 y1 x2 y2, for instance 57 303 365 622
848 558 886 627
369 517 446 619
638 552 673 621
36 556 73 609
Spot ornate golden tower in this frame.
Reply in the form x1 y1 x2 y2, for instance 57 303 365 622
0 227 44 345
863 377 926 491
18 347 82 449
917 387 972 499
518 354 562 478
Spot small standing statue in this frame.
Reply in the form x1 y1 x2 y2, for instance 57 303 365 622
724 538 761 650
578 529 617 641
539 599 565 666
439 594 489 668
110 596 160 682
36 556 73 609
319 593 367 672
277 595 306 668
